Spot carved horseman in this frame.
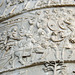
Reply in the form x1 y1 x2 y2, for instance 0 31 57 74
12 26 35 65
12 26 26 65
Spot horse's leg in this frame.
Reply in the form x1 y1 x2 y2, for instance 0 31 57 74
9 52 15 68
18 51 25 65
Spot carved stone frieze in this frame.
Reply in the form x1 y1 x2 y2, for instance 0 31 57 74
0 0 75 75
0 0 75 21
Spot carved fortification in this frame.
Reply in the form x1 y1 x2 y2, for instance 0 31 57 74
0 0 75 75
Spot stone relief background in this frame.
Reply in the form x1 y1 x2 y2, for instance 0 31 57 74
0 0 75 75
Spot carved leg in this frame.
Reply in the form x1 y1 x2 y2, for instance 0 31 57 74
31 53 36 62
10 53 15 68
19 57 25 65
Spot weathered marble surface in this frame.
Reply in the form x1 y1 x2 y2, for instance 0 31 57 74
0 0 75 75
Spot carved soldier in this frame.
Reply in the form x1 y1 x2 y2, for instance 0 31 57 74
5 26 21 68
7 26 20 47
25 31 36 62
28 17 36 33
32 27 50 61
13 35 26 65
0 31 7 58
6 26 20 51
19 25 26 38
13 30 35 65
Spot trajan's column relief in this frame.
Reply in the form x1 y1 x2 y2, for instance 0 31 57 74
0 0 75 75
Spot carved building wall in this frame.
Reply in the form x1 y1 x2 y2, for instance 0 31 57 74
0 0 75 75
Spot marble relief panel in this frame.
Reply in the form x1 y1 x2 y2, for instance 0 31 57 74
0 8 75 74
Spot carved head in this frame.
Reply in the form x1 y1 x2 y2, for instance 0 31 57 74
28 17 36 25
10 26 18 38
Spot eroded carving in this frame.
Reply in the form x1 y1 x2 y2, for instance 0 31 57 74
43 61 67 75
0 8 75 75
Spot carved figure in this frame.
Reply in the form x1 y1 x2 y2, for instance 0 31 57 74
0 31 7 58
5 26 20 68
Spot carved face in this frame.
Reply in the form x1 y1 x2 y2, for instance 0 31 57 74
11 27 18 38
19 26 26 37
28 17 36 25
